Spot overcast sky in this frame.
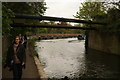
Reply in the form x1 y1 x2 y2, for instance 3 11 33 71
44 0 85 19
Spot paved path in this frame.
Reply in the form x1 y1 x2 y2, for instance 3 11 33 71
2 45 40 80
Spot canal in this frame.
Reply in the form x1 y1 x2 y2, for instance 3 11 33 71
35 38 120 79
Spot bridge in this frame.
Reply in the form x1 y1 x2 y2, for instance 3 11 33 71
11 13 107 30
11 13 106 48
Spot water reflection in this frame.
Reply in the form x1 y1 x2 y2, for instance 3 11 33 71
35 38 120 79
84 49 120 78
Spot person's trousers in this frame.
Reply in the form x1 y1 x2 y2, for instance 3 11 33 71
13 63 22 80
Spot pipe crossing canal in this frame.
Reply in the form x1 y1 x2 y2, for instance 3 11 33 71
35 38 120 79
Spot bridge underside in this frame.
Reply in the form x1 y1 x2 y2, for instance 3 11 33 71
14 14 106 25
11 23 96 30
10 13 106 30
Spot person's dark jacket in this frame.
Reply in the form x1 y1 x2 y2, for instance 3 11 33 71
5 43 26 69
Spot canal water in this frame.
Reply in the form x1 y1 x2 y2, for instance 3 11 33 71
35 38 120 79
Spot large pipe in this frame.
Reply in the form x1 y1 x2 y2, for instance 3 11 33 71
14 13 107 25
10 23 96 30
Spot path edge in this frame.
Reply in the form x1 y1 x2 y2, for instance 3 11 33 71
33 56 48 80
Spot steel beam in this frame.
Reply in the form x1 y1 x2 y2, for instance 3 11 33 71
10 23 96 30
14 13 107 25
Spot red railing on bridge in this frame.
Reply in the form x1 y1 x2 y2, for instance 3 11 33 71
36 33 83 36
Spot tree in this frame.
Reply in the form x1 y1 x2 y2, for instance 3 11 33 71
75 1 120 33
75 2 107 21
2 4 14 35
2 2 47 36
4 2 47 15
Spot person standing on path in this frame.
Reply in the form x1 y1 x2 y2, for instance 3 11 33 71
23 34 27 49
4 36 26 80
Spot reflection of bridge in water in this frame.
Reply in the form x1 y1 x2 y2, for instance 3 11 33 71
36 34 84 40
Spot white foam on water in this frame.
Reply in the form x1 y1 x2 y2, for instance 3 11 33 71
35 38 86 78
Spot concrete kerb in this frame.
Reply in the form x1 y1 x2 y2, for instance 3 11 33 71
34 56 48 80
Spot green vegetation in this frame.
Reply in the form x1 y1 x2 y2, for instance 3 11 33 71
2 2 47 62
75 1 120 33
28 39 39 58
75 2 106 21
2 2 47 38
2 2 84 38
3 1 120 37
39 21 84 34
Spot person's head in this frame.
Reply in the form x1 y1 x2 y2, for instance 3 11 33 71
19 34 22 38
14 36 20 44
19 34 21 37
22 35 24 38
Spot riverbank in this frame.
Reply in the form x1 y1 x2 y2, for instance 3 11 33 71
28 39 48 79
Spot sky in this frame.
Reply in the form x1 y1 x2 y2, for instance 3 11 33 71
44 0 85 19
